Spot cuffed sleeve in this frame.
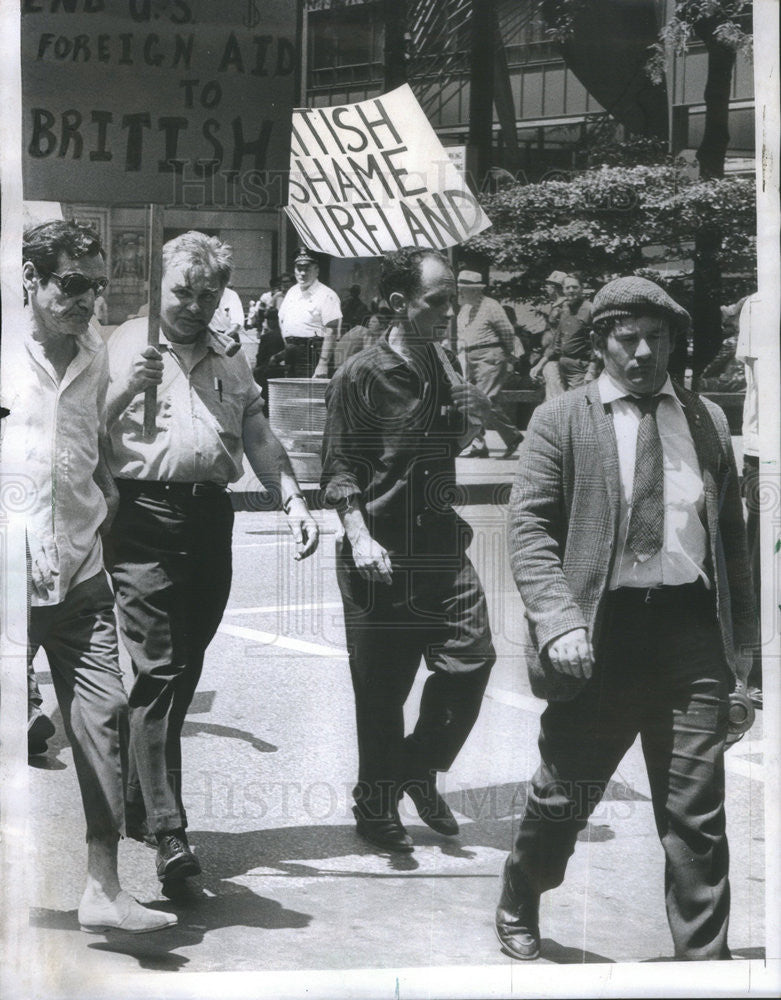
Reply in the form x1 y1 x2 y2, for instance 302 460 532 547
321 372 365 506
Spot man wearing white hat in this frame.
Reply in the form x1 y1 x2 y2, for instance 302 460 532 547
456 270 524 459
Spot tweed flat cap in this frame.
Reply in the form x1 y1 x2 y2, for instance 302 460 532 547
545 270 568 286
457 269 485 286
592 276 691 332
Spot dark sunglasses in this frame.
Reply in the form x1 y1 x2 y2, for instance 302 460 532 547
48 270 109 297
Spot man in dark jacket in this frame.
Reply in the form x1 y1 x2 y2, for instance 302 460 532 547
321 248 496 853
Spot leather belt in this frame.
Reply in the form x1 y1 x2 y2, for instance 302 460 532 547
611 579 711 607
117 479 227 499
465 342 503 352
285 336 323 345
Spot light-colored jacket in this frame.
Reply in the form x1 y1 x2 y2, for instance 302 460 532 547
509 380 756 701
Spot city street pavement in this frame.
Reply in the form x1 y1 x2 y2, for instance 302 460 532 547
21 433 770 999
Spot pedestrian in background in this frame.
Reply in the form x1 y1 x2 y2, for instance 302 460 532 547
333 310 386 370
104 231 319 890
496 276 755 962
340 283 370 330
456 269 524 459
8 220 176 933
253 306 286 414
278 248 342 378
322 248 496 854
530 274 598 397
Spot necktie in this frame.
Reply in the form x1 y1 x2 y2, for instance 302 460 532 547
626 395 664 560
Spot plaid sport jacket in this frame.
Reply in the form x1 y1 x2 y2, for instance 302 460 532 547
508 379 756 701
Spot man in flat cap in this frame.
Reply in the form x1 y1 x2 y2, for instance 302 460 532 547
456 270 524 458
278 247 342 378
496 276 755 961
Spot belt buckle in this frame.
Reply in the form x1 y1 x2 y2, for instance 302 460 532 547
644 586 659 605
192 483 208 497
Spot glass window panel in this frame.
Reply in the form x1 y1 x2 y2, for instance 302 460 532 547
522 67 544 118
683 49 709 104
543 66 565 116
564 71 587 114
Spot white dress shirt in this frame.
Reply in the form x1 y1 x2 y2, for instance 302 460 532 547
598 371 709 589
4 316 109 606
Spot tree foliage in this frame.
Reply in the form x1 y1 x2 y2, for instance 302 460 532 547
646 0 752 84
466 164 755 304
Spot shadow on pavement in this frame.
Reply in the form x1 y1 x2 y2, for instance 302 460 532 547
181 720 278 753
539 938 615 963
190 825 427 880
30 886 311 972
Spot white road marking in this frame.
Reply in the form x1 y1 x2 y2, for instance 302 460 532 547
216 623 769 786
223 601 344 616
232 541 288 549
484 686 543 717
217 622 346 658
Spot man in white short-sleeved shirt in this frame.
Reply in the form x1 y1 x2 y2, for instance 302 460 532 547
278 247 341 378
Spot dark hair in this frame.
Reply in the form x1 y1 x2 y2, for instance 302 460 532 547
591 311 675 350
23 219 105 281
379 247 449 303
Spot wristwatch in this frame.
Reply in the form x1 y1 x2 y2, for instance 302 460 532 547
282 492 306 514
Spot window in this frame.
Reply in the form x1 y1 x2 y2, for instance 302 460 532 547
309 7 383 89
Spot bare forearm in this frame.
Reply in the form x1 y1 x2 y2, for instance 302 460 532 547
338 502 371 547
244 423 303 505
106 382 139 428
319 323 338 366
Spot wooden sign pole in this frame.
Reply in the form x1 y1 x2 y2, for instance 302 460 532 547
143 204 164 439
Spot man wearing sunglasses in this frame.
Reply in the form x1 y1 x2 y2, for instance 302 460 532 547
5 220 177 932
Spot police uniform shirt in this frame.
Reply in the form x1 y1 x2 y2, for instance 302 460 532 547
278 279 342 340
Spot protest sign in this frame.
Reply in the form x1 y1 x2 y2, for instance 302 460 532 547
285 84 491 257
21 0 296 208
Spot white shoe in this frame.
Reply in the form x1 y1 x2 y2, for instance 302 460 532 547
78 889 177 934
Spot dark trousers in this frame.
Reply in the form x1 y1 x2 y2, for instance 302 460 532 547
284 337 323 378
558 355 589 389
28 572 128 840
508 584 731 960
107 484 234 835
337 539 495 813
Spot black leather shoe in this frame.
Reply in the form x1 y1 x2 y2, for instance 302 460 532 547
500 433 524 459
403 773 459 836
353 805 414 853
28 712 55 756
155 829 201 881
495 860 541 960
